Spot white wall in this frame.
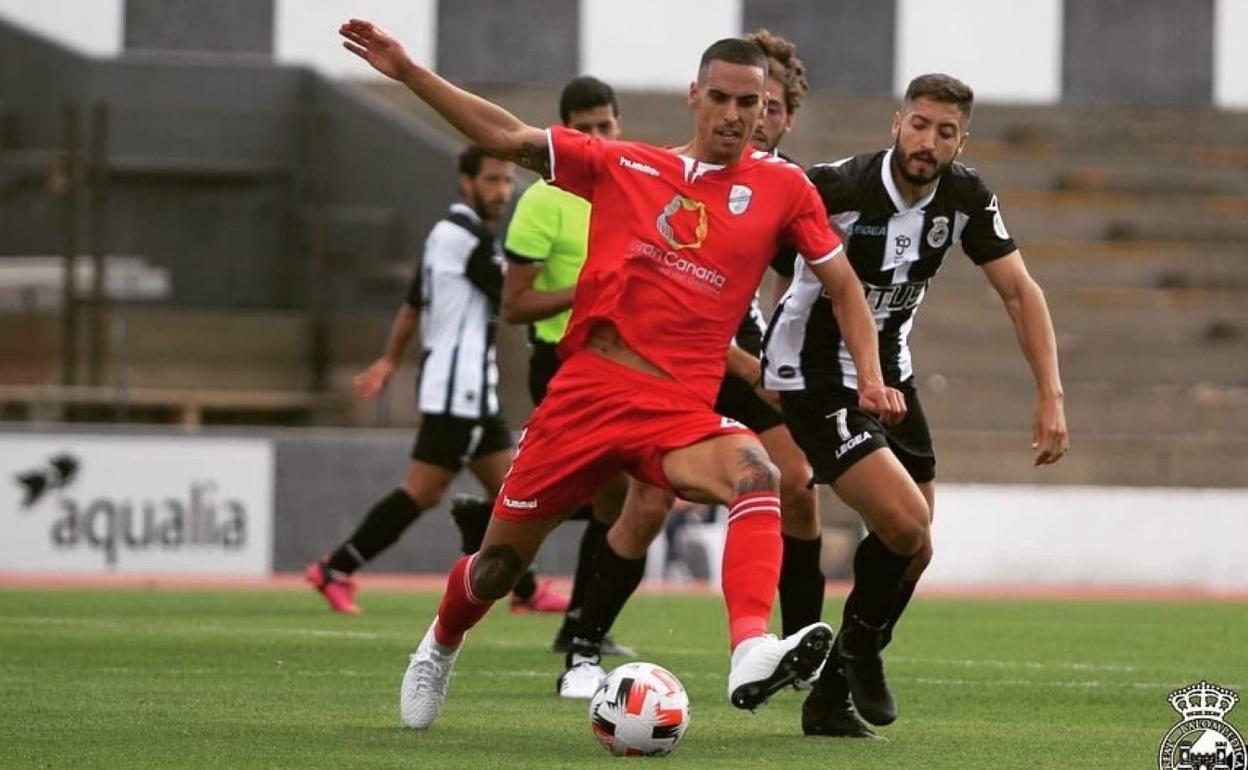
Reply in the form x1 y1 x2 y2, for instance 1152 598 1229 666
895 0 1063 104
924 485 1248 591
580 0 742 90
1215 0 1248 109
0 0 122 56
273 0 435 79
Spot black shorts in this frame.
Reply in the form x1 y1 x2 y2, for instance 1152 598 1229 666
715 374 785 434
779 380 935 485
528 341 562 406
410 411 513 472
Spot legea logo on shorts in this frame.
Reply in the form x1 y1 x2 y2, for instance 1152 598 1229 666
655 195 708 251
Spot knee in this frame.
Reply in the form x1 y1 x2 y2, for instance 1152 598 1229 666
402 480 446 511
733 446 780 496
468 544 525 601
873 501 931 557
778 469 814 511
906 540 933 579
614 492 670 551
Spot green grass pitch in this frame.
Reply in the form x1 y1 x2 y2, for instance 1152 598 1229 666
1 587 1244 769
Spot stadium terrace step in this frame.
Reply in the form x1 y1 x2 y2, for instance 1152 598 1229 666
933 241 1248 291
918 377 1248 435
0 383 339 427
908 341 1247 387
915 280 1248 341
932 428 1248 487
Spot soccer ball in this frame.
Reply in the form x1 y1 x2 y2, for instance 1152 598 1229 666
588 662 690 757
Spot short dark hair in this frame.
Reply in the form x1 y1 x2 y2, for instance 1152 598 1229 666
559 76 619 124
457 144 491 178
904 73 974 120
744 29 808 113
697 38 767 81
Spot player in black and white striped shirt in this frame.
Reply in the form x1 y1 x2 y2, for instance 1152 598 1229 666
306 145 568 615
763 74 1069 733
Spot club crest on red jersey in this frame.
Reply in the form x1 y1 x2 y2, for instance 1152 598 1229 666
656 195 708 250
728 184 752 215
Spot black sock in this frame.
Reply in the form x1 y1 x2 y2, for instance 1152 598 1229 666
559 518 610 636
567 541 645 666
840 533 911 648
779 533 825 637
449 494 492 554
881 579 918 649
512 570 538 599
325 489 421 574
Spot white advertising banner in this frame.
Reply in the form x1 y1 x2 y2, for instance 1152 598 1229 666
0 434 273 575
925 484 1248 590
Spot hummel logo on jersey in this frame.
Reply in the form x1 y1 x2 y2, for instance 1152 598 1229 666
619 156 660 177
503 496 538 509
720 416 747 430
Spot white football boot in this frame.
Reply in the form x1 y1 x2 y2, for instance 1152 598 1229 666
727 621 834 710
557 655 607 699
400 619 462 729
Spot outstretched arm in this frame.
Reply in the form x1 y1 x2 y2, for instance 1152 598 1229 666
340 19 550 176
981 250 1069 466
808 256 906 424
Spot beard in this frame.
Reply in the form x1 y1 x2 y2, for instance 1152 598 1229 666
891 139 948 186
471 190 504 224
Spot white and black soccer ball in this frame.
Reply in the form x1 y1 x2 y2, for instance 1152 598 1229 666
589 662 690 757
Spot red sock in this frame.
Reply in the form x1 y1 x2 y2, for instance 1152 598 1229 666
433 554 494 646
721 492 782 650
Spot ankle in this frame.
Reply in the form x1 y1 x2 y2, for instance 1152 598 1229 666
840 617 885 656
566 636 601 667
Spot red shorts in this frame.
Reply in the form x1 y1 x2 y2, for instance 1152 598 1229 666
493 350 753 521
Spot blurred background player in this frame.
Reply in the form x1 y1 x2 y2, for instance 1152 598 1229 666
553 29 839 702
305 145 569 615
498 75 636 657
763 73 1069 736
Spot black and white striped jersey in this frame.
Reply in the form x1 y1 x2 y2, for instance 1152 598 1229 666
406 202 504 419
763 148 1016 391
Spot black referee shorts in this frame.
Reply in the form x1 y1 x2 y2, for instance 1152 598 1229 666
779 379 935 486
411 411 513 472
527 341 562 407
715 374 785 434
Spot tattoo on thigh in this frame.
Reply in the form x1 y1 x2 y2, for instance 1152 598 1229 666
471 544 524 600
734 446 778 495
512 142 551 178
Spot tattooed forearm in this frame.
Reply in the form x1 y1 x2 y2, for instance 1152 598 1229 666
734 446 779 495
512 141 551 178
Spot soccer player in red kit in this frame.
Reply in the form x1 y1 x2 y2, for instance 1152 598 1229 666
337 18 906 731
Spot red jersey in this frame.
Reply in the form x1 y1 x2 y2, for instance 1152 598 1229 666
547 125 843 404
